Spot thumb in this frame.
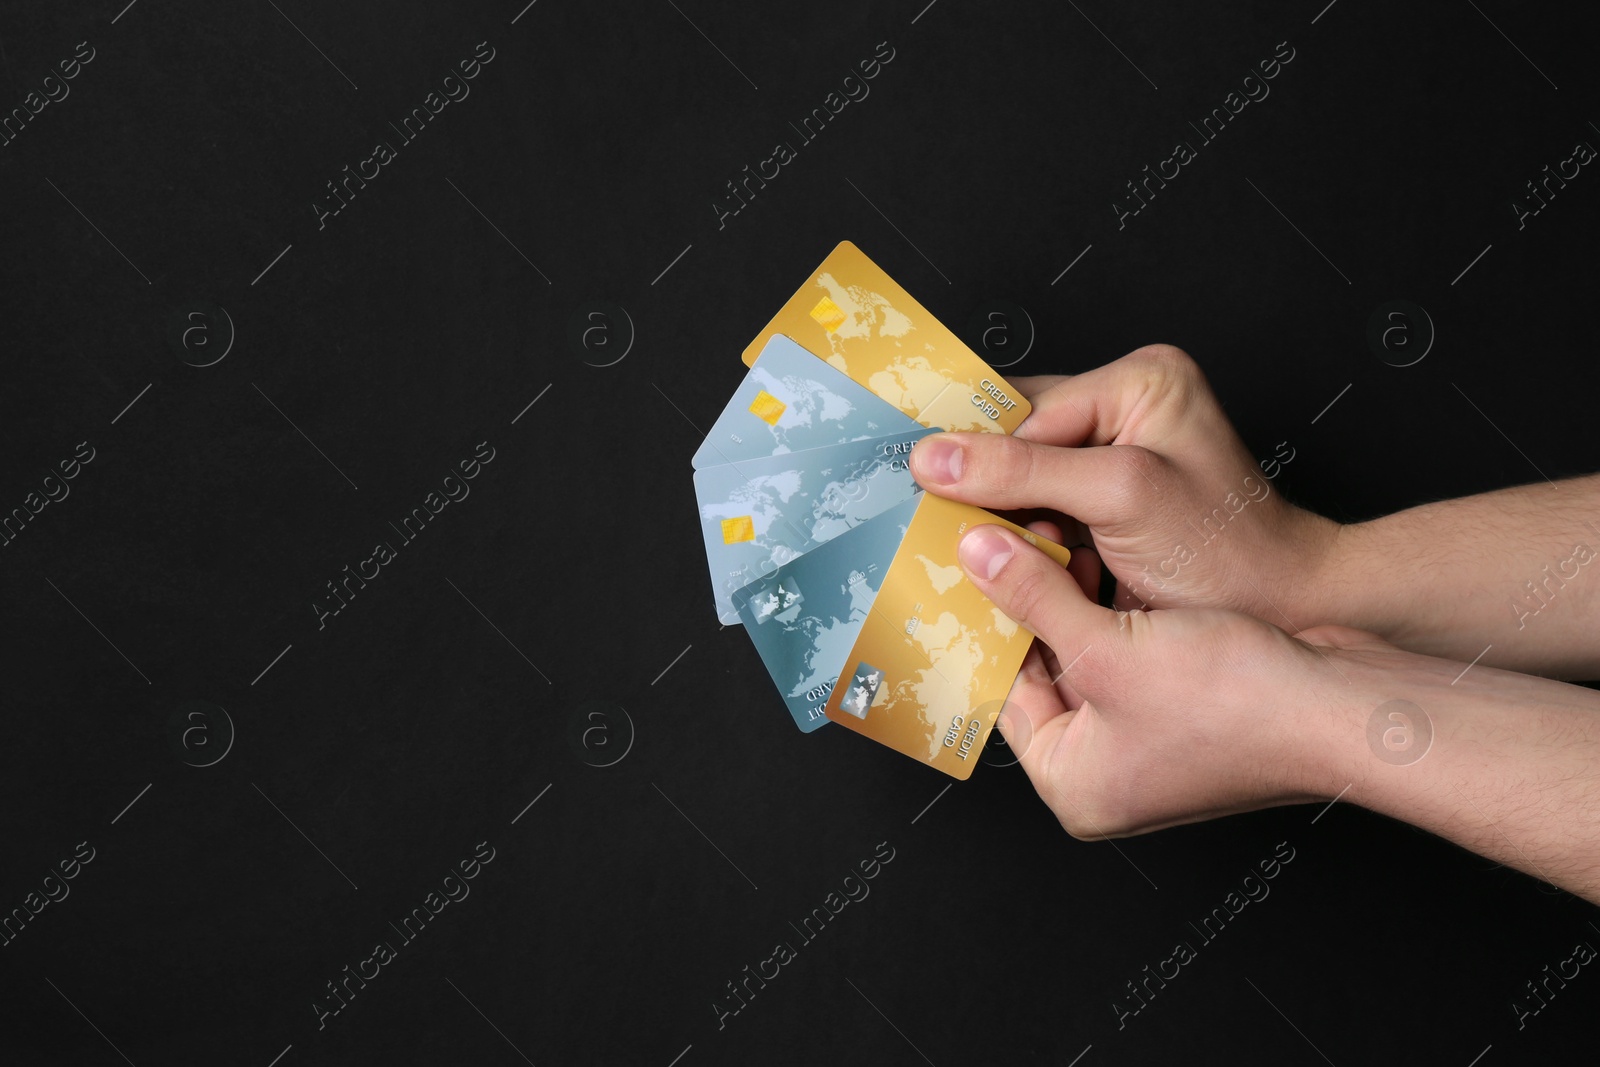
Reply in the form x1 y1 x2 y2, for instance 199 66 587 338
957 524 1129 688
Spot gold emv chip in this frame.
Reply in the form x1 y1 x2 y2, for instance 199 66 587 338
809 296 847 332
748 389 787 425
721 516 755 544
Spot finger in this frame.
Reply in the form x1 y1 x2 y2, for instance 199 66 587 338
1010 600 1088 706
1013 344 1210 447
1025 519 1099 602
910 431 1162 528
1023 518 1064 543
1039 643 1063 683
1013 355 1154 446
1002 645 1071 737
1022 512 1094 550
1017 534 1100 706
1039 638 1088 709
1061 517 1093 548
958 524 1128 687
1066 545 1102 604
1004 374 1072 400
999 645 1083 797
995 645 1069 763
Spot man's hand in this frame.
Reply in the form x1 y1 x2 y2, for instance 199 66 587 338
915 343 1600 677
911 344 1338 623
961 521 1600 903
957 521 1354 836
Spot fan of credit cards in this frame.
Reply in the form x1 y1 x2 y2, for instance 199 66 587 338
692 241 1070 780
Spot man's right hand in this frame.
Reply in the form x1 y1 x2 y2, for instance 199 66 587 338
911 344 1339 627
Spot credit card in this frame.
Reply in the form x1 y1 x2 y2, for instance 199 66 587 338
739 241 1032 434
823 493 1072 779
693 334 922 470
733 495 921 733
695 428 937 625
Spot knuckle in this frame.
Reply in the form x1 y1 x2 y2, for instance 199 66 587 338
1130 343 1197 381
1054 784 1134 841
1059 812 1096 840
1057 800 1113 841
1129 344 1207 409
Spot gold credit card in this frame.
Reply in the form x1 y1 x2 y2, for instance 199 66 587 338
740 241 1031 435
823 493 1071 779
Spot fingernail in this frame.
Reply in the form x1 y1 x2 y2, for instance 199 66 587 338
960 525 1013 581
914 436 963 485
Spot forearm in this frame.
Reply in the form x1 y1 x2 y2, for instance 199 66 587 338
1306 647 1600 903
1306 475 1600 678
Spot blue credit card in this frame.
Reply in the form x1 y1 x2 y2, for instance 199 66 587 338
695 428 935 624
691 335 923 470
733 494 920 732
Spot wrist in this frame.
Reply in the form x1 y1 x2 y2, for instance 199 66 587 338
1280 632 1469 805
1297 645 1442 804
1272 506 1346 628
1295 510 1430 650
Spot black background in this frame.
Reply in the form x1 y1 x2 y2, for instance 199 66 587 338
3 0 1598 1064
